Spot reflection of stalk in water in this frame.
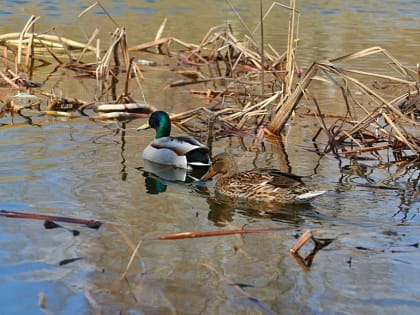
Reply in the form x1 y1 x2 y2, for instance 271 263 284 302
340 156 375 184
393 159 420 220
119 122 128 181
290 230 335 270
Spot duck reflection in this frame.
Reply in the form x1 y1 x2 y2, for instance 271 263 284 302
140 161 320 226
206 196 318 226
140 160 209 194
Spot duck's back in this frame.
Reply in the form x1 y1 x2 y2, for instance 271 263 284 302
215 169 310 204
144 136 210 168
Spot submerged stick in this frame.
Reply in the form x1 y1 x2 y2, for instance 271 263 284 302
0 210 102 229
151 226 300 240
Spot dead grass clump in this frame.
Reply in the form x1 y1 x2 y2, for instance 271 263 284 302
0 2 418 160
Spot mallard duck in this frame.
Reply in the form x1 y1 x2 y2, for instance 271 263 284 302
137 111 211 169
202 153 325 204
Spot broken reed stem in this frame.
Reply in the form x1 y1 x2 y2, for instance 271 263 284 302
259 0 265 97
155 17 167 54
289 230 313 254
24 31 34 78
268 61 318 133
0 32 97 52
285 0 296 96
2 8 417 159
151 226 303 240
124 57 134 96
267 49 418 157
109 224 147 276
96 28 128 101
342 143 393 156
121 239 143 280
0 70 20 88
17 15 39 66
0 209 102 228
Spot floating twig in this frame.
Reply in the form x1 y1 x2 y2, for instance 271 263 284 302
0 209 102 229
151 226 299 240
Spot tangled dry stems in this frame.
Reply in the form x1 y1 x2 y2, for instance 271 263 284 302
0 9 418 160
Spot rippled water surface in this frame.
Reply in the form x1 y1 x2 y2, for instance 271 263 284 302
0 1 419 314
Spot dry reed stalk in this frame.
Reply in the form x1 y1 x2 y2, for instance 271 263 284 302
94 103 156 113
2 7 416 160
154 17 167 54
284 0 297 96
2 47 10 72
290 229 312 254
342 144 393 156
128 37 171 52
17 16 39 66
90 112 149 122
259 0 265 96
167 35 201 50
0 71 20 89
24 32 34 76
122 54 131 97
301 109 354 119
186 24 225 60
41 111 78 118
330 46 411 79
0 32 97 52
42 93 88 110
335 103 418 153
76 28 100 63
151 226 294 240
230 91 281 118
0 209 102 228
268 61 318 133
225 0 258 48
109 225 146 275
120 239 143 279
264 45 419 157
96 28 127 101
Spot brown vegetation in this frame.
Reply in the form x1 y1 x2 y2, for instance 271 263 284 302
0 3 418 161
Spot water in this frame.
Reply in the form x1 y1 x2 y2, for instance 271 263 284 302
0 1 419 314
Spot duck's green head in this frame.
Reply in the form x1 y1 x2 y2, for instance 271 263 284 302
137 110 171 139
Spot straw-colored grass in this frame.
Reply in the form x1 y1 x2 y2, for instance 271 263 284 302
0 4 418 159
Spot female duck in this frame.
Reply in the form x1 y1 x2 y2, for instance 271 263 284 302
137 111 211 169
202 153 325 204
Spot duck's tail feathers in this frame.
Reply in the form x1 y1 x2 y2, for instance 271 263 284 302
297 190 326 200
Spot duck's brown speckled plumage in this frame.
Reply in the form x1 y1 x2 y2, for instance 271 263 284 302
203 153 325 204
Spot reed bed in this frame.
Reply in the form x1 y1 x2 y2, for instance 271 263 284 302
0 4 418 162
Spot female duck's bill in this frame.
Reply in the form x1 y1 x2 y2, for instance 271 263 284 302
137 111 211 170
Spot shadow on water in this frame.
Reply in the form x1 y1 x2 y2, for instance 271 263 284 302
206 197 320 226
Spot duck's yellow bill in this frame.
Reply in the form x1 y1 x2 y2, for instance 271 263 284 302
136 122 150 131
